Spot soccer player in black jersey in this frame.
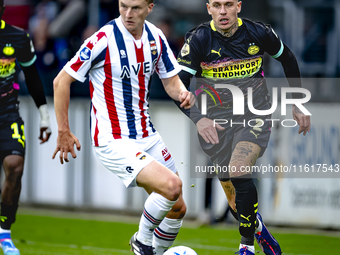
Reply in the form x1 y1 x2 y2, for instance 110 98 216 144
176 0 311 254
0 1 51 254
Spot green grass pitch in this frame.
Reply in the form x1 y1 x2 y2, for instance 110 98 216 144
9 208 340 255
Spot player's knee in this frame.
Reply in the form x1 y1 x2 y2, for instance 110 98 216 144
3 159 24 183
165 176 182 201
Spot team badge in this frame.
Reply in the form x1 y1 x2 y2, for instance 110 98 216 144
180 43 190 57
150 40 157 55
248 43 259 55
80 47 91 61
3 44 15 56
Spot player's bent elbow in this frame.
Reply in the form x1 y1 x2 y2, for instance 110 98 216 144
53 76 61 92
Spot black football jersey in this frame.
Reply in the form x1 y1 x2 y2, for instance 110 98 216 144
0 20 36 111
178 18 283 118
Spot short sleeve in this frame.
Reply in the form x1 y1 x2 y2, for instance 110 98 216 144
64 31 108 82
16 33 36 67
177 29 204 76
261 24 284 59
155 29 181 79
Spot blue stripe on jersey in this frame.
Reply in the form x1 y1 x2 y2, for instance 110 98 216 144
91 48 107 69
159 36 175 73
85 48 107 77
113 21 137 139
145 24 158 67
145 24 157 133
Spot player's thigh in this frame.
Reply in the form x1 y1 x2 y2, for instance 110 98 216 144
0 116 26 173
229 141 261 178
232 116 271 158
94 139 154 188
2 155 24 178
145 134 177 173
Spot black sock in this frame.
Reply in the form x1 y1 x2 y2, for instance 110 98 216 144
228 205 238 221
231 176 258 243
241 236 254 246
1 203 18 230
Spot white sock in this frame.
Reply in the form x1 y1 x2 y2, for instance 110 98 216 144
0 228 11 234
153 217 183 254
239 244 255 253
137 192 177 246
255 215 263 233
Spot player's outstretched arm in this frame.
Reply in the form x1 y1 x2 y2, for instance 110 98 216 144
52 70 81 164
161 75 195 109
292 105 311 136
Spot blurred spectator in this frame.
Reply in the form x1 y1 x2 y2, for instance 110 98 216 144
157 19 180 57
2 0 31 30
99 0 119 26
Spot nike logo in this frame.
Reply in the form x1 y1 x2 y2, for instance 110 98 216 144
211 48 222 57
250 130 260 139
240 214 251 221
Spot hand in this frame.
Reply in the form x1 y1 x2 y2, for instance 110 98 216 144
292 105 311 136
39 127 52 144
52 130 81 164
38 104 52 144
179 91 195 109
196 117 225 144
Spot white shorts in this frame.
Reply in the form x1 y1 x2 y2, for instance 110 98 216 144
94 132 177 188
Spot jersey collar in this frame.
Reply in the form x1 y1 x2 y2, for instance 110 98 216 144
210 18 243 31
1 20 5 29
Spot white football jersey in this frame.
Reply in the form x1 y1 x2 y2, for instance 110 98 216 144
64 16 181 146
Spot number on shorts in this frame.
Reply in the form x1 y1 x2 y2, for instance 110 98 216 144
11 122 25 147
253 118 263 132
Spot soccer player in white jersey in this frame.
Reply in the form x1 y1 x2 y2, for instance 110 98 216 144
52 0 194 254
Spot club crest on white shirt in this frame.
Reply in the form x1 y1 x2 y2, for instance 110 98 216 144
80 47 91 61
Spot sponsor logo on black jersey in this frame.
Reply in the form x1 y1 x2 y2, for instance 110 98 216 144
3 44 15 56
248 43 260 55
211 48 222 57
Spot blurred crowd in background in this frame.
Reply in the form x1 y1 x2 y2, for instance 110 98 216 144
3 0 340 101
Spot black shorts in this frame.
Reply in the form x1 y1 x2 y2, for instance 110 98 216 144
0 112 26 162
199 105 271 172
